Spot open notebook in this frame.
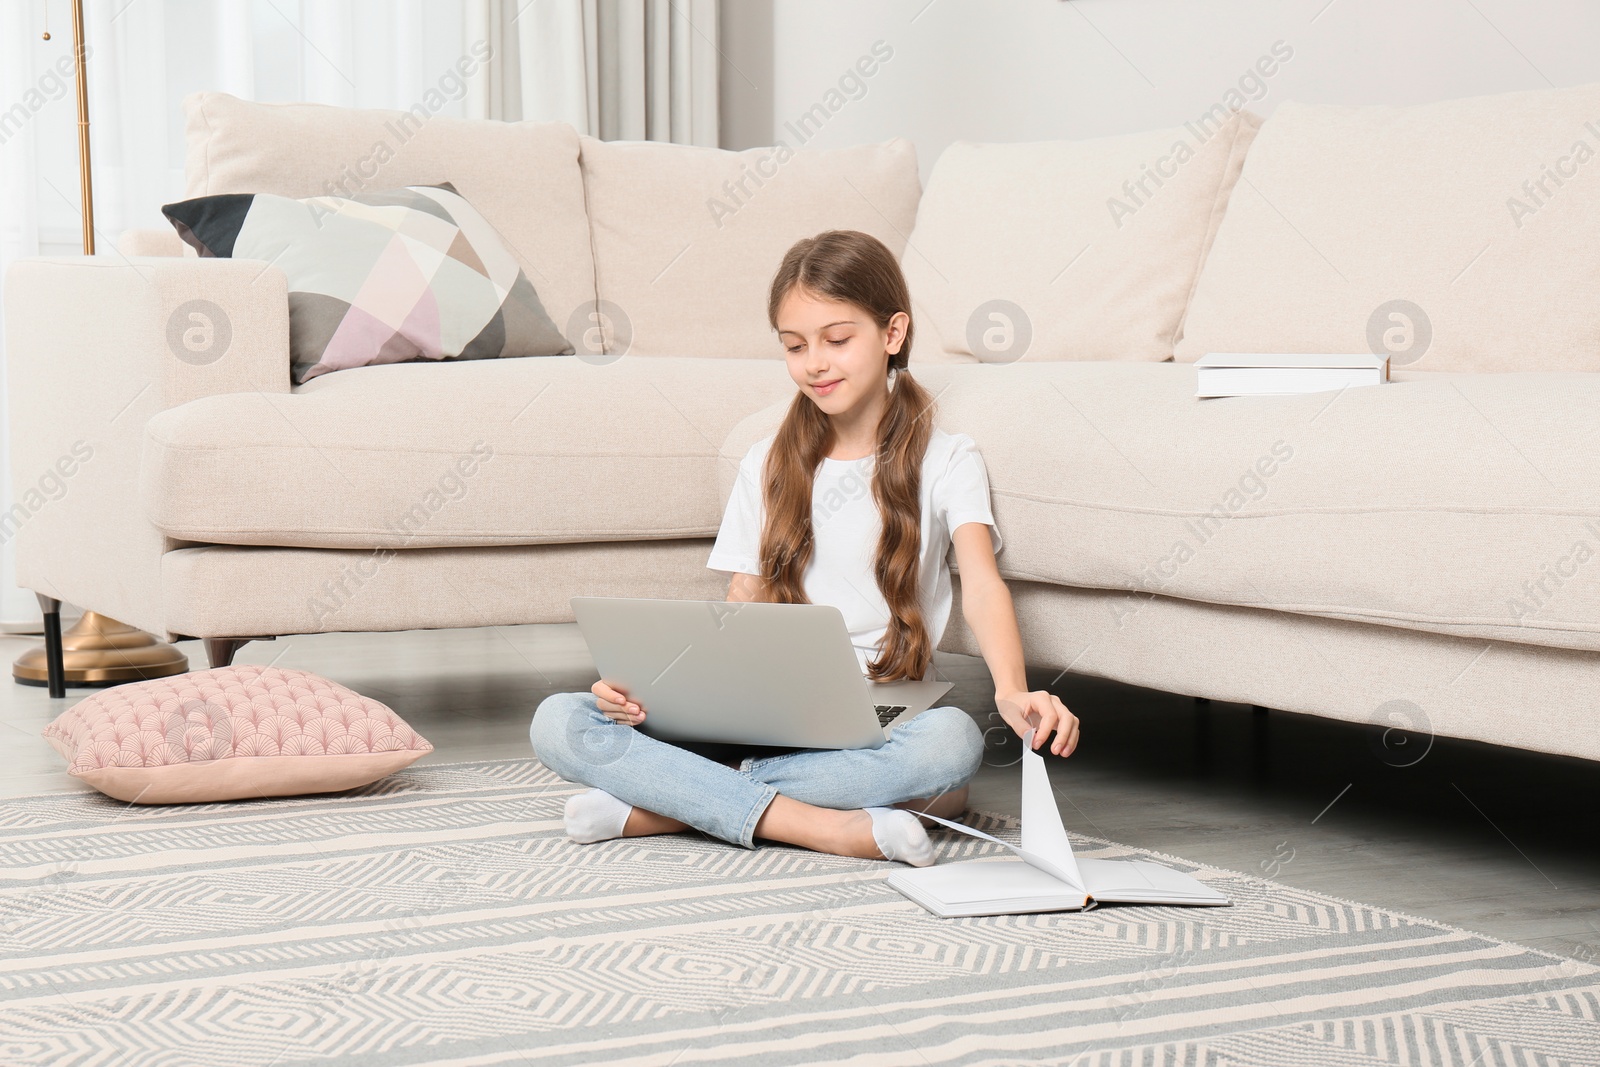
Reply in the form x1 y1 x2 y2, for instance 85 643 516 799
887 730 1230 916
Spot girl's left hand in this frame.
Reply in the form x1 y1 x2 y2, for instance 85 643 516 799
995 689 1080 757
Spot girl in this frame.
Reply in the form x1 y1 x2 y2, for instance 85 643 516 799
531 229 1079 865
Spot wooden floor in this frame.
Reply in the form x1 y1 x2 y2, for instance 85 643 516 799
3 623 1596 961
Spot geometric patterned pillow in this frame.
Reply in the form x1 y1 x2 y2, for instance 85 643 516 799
41 665 433 804
162 182 574 384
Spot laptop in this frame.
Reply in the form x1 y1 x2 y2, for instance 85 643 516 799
570 596 954 750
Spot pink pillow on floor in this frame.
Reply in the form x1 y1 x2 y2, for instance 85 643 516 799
42 665 432 804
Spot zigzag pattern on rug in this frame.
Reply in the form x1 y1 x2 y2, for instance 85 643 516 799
2 759 1596 1066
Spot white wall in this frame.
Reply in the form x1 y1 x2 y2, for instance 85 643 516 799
722 0 1600 178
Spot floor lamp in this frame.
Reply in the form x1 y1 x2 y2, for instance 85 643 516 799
12 0 189 694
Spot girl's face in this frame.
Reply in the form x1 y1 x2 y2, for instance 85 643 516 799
775 286 908 416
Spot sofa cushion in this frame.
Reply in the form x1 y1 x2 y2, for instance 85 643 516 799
163 182 573 384
142 356 800 550
42 665 431 804
902 111 1259 364
1177 84 1600 373
721 365 1600 654
182 92 596 353
579 135 922 359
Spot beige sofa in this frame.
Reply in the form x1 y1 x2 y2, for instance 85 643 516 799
7 88 1600 763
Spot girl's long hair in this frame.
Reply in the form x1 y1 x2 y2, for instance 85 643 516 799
760 230 936 683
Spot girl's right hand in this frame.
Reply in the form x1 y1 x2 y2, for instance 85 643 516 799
592 679 645 725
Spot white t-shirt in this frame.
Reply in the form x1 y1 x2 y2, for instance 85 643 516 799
706 428 1003 679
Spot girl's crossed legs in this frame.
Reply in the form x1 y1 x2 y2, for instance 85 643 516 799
529 690 985 859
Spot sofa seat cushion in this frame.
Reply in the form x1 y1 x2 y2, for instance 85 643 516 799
142 356 799 549
721 364 1600 653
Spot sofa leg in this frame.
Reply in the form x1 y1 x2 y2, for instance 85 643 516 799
34 593 65 699
204 638 252 669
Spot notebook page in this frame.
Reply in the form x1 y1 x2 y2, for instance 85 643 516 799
917 731 1084 893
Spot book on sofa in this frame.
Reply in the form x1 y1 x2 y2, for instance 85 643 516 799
888 731 1230 917
1195 352 1389 397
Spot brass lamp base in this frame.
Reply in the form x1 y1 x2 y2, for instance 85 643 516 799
13 611 189 689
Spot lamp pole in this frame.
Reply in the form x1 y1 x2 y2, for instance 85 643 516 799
70 0 93 255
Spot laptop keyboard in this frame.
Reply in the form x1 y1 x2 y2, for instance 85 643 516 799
874 704 910 725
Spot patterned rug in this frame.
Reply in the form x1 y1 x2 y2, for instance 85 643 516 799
2 759 1596 1066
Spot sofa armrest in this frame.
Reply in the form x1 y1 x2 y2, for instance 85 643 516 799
6 256 290 408
3 256 290 635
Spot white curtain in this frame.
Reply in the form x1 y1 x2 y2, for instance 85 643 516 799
0 0 720 630
466 0 720 145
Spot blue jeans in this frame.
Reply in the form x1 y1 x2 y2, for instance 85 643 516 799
529 691 985 849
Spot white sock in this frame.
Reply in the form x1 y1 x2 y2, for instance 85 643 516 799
866 807 934 867
564 789 632 844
